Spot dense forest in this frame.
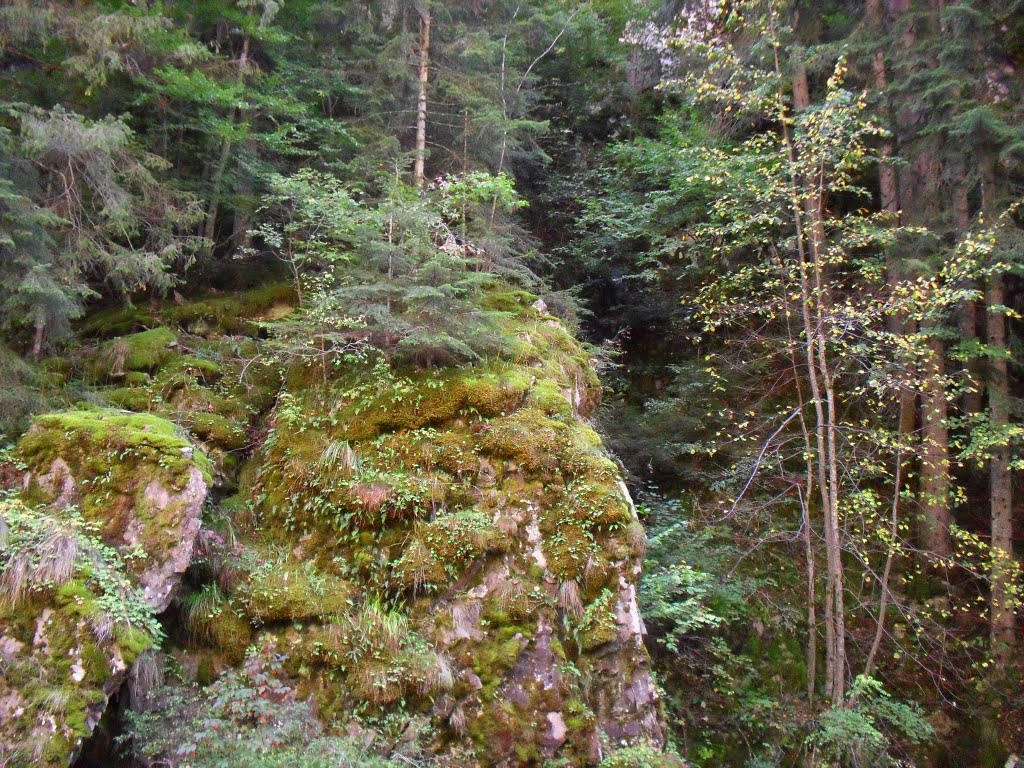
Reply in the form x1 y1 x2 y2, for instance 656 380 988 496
0 0 1021 766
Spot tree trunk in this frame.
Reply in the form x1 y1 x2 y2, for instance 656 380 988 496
203 134 234 253
32 317 45 361
920 333 952 560
232 171 255 254
982 156 1016 663
413 3 431 189
203 37 250 256
987 272 1015 663
868 0 917 485
954 164 984 416
792 57 846 706
890 18 951 561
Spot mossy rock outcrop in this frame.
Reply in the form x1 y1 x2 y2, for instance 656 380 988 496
216 299 665 766
76 288 289 481
1 285 667 766
0 409 210 766
15 409 211 613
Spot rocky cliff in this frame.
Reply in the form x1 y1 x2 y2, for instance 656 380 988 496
0 286 674 767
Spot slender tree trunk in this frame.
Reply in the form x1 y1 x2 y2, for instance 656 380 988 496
987 272 1014 662
413 3 431 189
232 171 254 254
203 135 234 251
890 15 952 561
982 156 1016 663
865 452 903 679
867 0 918 444
792 55 846 706
784 297 818 703
32 317 45 361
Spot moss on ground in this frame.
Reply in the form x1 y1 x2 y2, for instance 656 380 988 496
162 283 296 336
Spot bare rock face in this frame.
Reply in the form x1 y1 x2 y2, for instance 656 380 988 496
0 409 209 766
221 300 666 766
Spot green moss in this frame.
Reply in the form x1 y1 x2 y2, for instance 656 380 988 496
524 378 572 416
0 345 65 439
54 581 102 619
599 746 687 767
124 371 151 386
88 327 178 381
563 696 596 735
103 386 154 412
188 412 248 451
196 656 216 686
240 558 353 624
393 510 508 591
115 625 155 665
19 408 211 483
78 306 160 338
543 523 597 582
209 610 253 664
577 589 619 652
160 355 222 382
472 633 525 700
15 409 212 589
336 375 471 440
461 368 532 417
162 283 296 336
743 630 807 692
475 407 567 474
564 480 632 529
480 289 538 315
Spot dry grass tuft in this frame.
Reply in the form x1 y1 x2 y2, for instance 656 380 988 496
557 579 584 619
1 526 79 606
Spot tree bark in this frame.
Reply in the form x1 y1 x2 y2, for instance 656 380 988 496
32 317 45 361
920 333 952 560
987 272 1014 663
982 156 1016 663
203 37 250 256
868 0 917 490
413 2 431 189
886 5 952 562
954 163 984 416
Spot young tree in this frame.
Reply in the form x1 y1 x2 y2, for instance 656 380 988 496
0 106 202 351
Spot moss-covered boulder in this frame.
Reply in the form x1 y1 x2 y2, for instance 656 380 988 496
1 409 210 766
16 409 211 613
11 286 666 766
84 327 179 382
217 300 665 766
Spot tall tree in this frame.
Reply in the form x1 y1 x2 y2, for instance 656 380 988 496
412 0 431 189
